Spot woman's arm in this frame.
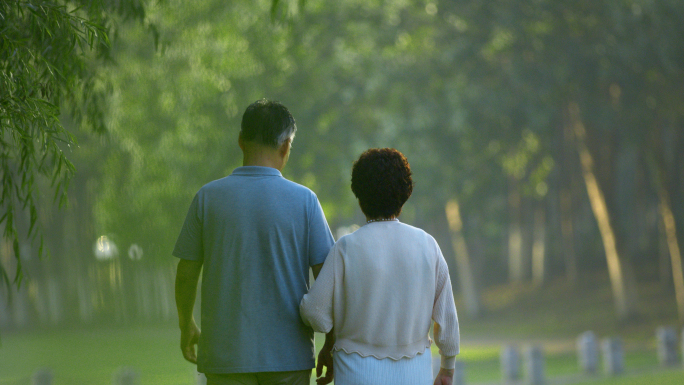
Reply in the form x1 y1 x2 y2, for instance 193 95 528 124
432 245 460 369
300 246 337 333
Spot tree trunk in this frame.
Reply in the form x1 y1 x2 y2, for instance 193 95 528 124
568 102 636 320
657 183 684 320
560 187 578 283
659 213 672 290
76 271 94 324
445 199 480 318
559 123 578 283
532 205 546 286
647 132 684 320
508 179 524 283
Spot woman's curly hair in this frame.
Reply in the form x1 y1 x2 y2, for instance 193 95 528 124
351 148 413 220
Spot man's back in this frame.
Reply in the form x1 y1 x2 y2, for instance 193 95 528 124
173 166 334 373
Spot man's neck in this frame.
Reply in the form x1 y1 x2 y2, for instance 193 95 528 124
242 158 281 170
242 151 283 171
239 139 289 172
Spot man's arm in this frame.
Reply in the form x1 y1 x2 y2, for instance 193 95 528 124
310 262 335 385
312 263 323 279
175 258 203 364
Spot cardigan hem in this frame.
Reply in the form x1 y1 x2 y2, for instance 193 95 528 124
333 338 432 361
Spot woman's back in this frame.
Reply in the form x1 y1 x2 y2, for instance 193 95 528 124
334 220 438 358
300 147 459 385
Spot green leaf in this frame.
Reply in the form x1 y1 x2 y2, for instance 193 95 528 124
58 190 68 208
12 238 20 266
271 0 281 21
28 203 37 236
39 236 44 259
0 263 11 302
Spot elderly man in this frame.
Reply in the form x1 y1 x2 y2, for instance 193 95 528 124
174 99 335 385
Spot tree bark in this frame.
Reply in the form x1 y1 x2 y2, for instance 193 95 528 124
560 187 578 283
659 213 672 289
532 204 546 286
508 179 524 283
559 123 578 284
647 131 684 320
445 199 480 318
657 182 684 320
568 102 636 320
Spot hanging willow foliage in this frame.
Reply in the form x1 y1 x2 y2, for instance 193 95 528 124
0 0 149 292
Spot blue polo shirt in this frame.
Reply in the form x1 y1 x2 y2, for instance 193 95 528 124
173 166 335 374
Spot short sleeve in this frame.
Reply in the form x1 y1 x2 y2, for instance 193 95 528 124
308 194 335 267
173 193 203 261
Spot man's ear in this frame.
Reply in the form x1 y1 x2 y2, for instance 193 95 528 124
238 133 245 151
279 138 292 157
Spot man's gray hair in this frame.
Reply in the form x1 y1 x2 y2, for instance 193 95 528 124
276 124 296 147
241 99 297 148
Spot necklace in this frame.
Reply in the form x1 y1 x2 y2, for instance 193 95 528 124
366 218 398 224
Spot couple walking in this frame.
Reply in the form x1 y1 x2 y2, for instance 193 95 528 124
174 100 459 385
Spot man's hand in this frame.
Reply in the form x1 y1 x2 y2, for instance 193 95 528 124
180 319 201 364
434 368 454 385
315 343 334 385
175 259 202 364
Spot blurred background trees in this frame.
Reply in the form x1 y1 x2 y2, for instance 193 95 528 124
1 0 683 328
0 0 150 291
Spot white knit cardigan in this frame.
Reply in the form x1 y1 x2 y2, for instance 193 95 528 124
300 220 460 369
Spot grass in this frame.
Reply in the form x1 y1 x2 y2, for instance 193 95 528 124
2 274 682 384
573 370 684 385
459 273 681 342
1 325 195 385
3 325 683 385
442 343 673 384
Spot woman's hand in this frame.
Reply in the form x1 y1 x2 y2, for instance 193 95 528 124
315 346 334 384
316 332 335 384
434 368 454 385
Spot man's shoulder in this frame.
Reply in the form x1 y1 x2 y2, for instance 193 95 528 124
192 176 231 197
279 177 315 193
277 178 321 204
196 175 320 207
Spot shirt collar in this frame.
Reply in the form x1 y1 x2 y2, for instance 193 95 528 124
231 166 282 177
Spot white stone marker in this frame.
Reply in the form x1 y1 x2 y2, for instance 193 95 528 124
601 338 624 375
577 331 598 374
501 344 521 383
656 327 677 367
524 345 545 385
682 328 684 367
113 368 139 385
32 368 52 385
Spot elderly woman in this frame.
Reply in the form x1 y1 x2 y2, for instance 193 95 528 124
300 148 459 385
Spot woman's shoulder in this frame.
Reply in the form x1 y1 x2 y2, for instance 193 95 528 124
335 221 439 251
396 222 438 244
